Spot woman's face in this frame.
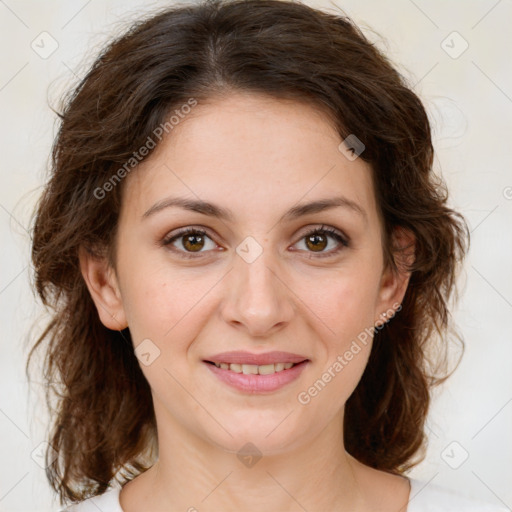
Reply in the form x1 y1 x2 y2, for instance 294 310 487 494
83 92 410 455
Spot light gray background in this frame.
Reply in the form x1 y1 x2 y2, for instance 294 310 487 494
1 1 511 511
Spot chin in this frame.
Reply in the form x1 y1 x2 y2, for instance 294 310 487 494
203 414 307 456
210 433 297 458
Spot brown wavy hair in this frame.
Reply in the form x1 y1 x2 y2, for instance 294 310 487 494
26 0 470 506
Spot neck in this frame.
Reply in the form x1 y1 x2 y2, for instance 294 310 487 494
132 404 367 512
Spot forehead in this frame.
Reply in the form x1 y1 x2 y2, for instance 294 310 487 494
120 92 379 229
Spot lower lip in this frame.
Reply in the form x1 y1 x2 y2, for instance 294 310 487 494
204 361 309 393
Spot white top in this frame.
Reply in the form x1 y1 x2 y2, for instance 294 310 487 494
59 477 509 511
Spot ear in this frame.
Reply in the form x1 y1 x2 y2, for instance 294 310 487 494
78 246 128 331
374 226 415 327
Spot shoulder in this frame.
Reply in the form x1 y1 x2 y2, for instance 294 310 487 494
408 478 509 512
58 487 123 512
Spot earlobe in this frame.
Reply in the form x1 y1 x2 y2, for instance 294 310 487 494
374 227 415 325
78 246 128 331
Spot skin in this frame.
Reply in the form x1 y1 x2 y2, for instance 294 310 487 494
80 92 414 511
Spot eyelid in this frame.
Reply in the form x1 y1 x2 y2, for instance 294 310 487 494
161 226 217 254
161 224 350 258
292 225 350 258
162 225 233 262
297 224 349 244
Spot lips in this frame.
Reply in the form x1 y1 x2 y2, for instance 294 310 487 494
204 350 309 366
204 357 310 393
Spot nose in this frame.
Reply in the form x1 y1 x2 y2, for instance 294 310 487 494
221 247 295 338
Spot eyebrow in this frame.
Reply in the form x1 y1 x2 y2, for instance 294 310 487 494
141 195 367 224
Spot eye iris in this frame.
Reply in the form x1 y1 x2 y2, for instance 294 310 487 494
306 233 327 252
183 233 205 252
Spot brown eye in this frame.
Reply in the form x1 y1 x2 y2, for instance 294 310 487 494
294 226 349 257
162 227 217 257
305 232 328 252
182 232 206 252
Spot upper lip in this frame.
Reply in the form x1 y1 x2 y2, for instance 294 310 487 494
205 351 309 365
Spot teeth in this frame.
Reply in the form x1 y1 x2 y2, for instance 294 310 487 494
258 364 275 375
212 361 298 374
242 364 259 375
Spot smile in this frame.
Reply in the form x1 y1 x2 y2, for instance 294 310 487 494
204 360 309 393
208 361 296 374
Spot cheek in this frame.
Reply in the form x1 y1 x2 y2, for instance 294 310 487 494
303 269 379 339
306 281 375 408
121 264 221 347
123 280 174 337
321 344 372 416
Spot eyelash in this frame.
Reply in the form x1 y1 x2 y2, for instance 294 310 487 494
161 225 349 259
